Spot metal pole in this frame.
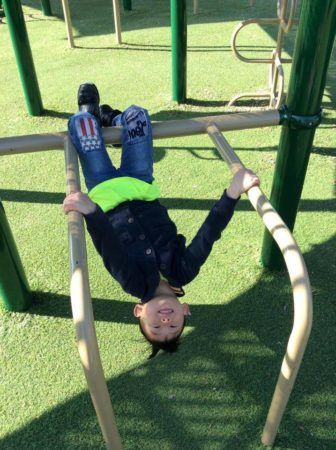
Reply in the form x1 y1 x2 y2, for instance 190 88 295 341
207 124 312 447
40 0 52 16
2 0 43 116
122 0 132 11
112 0 122 44
64 137 123 450
61 0 75 48
0 200 32 311
170 0 187 103
0 110 281 155
262 0 336 268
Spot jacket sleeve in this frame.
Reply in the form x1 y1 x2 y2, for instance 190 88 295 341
84 206 156 299
176 190 239 284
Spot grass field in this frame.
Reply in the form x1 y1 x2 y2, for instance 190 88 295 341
0 1 335 449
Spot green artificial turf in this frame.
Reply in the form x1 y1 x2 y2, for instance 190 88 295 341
0 0 335 449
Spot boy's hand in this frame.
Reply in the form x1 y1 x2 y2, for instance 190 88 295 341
226 168 260 200
63 192 97 215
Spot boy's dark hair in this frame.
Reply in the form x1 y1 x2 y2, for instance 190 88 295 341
139 317 186 359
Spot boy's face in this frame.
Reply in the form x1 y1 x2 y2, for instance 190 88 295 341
133 295 190 342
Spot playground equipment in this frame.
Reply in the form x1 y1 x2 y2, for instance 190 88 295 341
58 0 196 50
1 0 335 447
57 0 119 47
229 0 298 108
0 109 312 449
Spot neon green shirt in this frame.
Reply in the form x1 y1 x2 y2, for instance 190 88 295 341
88 177 160 213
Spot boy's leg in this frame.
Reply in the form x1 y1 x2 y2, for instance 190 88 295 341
68 112 118 191
113 105 154 183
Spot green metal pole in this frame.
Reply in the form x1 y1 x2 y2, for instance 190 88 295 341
0 201 32 311
123 0 132 11
261 0 336 269
2 0 43 116
171 0 187 103
40 0 52 16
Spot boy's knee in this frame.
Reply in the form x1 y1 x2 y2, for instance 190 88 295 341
68 112 104 153
68 111 100 131
121 106 151 142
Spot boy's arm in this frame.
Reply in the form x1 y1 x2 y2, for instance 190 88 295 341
177 168 259 284
63 192 156 300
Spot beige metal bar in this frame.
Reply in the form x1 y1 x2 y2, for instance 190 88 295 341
112 0 122 44
278 0 298 33
206 124 312 448
228 91 272 107
61 0 75 48
64 136 122 450
193 0 199 15
269 52 285 108
0 110 280 156
231 18 281 64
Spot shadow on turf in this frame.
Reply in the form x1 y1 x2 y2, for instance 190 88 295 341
21 0 281 40
2 236 335 449
42 109 72 120
74 43 275 54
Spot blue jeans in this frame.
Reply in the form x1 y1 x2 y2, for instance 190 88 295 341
68 105 154 191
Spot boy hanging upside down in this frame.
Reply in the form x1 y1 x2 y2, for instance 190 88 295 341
63 83 260 358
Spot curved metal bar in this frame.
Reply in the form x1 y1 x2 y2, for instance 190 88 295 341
228 91 272 107
64 136 123 450
206 124 312 448
231 18 281 64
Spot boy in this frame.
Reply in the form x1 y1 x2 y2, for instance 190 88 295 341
63 83 260 357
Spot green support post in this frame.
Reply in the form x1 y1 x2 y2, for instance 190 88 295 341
261 0 336 269
171 0 187 103
40 0 52 16
123 0 132 11
2 0 43 116
0 201 32 312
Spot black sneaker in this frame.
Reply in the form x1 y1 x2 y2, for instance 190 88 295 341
77 82 100 118
99 104 122 127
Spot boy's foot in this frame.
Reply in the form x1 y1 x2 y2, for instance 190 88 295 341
77 82 100 118
99 104 122 127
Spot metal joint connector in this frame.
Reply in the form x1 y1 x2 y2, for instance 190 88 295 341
279 104 323 129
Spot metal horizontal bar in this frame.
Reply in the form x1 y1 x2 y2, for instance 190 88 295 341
0 110 280 156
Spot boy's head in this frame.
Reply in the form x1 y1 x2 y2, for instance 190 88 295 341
133 293 190 358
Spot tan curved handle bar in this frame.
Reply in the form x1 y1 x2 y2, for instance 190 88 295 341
231 18 280 64
64 136 123 450
1 110 311 447
206 124 312 447
231 16 295 64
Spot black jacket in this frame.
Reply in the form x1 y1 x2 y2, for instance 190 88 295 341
84 191 239 302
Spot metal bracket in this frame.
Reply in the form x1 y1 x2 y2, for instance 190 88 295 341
279 104 323 129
